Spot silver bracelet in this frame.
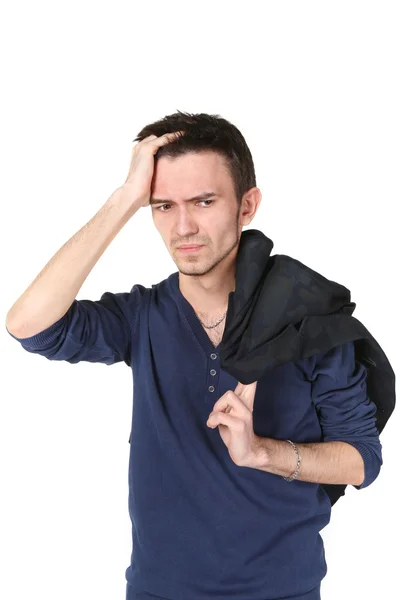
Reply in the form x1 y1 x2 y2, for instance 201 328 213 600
282 439 302 482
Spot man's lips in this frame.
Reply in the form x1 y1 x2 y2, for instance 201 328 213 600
177 245 204 252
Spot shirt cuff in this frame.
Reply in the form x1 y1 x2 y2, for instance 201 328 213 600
6 313 67 348
345 441 383 489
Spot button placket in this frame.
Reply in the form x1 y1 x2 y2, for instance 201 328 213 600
207 353 219 395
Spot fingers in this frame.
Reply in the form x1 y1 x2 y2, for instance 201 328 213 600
143 131 185 146
136 130 185 159
207 411 241 430
212 390 251 419
234 380 257 412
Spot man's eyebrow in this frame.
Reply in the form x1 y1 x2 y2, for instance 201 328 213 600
149 192 219 206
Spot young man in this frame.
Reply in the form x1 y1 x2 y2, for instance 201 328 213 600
6 111 382 600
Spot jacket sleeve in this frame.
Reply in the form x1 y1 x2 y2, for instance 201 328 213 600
306 341 383 489
5 285 145 367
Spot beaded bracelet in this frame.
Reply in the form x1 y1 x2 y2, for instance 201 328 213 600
282 439 302 482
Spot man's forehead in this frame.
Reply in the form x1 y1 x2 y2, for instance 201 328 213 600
155 150 226 175
151 152 231 201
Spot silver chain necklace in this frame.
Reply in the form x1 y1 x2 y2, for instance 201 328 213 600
196 311 227 329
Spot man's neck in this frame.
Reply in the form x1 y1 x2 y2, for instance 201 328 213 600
178 271 235 315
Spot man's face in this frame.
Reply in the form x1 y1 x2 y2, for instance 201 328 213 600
150 151 243 277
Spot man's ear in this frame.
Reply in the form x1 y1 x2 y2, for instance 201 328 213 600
240 187 262 226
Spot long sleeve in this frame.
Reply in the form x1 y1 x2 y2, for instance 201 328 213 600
305 341 383 489
6 285 145 367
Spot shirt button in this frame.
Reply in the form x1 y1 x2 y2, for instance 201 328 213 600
208 385 215 392
210 369 216 376
210 353 217 360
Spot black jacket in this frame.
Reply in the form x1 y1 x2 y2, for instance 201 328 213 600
219 229 396 506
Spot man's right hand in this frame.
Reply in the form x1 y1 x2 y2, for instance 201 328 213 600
121 131 185 208
5 130 186 339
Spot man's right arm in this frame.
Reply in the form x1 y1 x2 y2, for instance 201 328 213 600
5 130 184 339
6 186 142 339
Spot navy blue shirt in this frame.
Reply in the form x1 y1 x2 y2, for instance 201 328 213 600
7 271 383 600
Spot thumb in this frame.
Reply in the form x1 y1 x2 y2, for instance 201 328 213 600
234 380 258 411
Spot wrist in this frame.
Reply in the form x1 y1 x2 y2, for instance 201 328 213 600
249 435 272 469
282 440 302 481
247 436 300 479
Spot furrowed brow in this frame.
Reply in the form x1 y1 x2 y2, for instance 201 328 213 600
149 192 218 206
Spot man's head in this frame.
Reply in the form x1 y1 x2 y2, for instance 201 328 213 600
134 110 261 278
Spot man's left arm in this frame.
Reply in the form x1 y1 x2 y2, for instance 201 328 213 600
248 342 383 489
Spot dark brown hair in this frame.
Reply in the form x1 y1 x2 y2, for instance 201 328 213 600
133 110 257 204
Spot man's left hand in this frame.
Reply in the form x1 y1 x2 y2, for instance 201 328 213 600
206 380 261 467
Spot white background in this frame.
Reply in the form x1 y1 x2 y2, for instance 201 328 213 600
1 1 399 599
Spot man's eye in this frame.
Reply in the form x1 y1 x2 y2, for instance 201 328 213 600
158 200 213 212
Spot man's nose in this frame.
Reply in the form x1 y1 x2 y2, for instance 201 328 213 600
174 209 199 237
